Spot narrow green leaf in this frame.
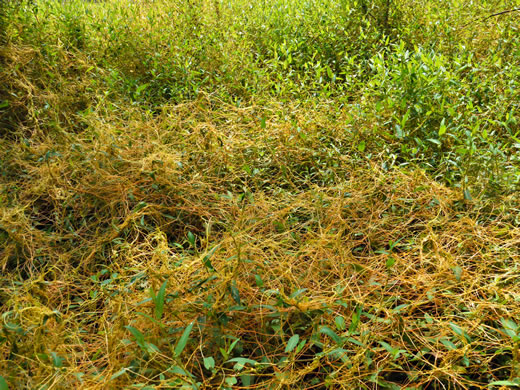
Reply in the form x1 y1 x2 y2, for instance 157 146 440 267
319 326 343 345
488 380 520 387
226 357 258 371
109 368 127 381
154 280 168 320
168 365 194 378
202 246 217 272
174 322 194 357
327 348 350 363
438 119 447 136
289 288 307 299
440 338 457 350
349 306 362 334
230 281 241 304
125 326 146 350
285 334 300 353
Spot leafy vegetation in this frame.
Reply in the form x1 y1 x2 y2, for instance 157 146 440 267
1 0 520 388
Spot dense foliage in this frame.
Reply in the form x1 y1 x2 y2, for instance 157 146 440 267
1 0 520 388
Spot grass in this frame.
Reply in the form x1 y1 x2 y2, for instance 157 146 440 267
1 0 520 388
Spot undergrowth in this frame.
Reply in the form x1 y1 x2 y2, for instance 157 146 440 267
1 0 520 389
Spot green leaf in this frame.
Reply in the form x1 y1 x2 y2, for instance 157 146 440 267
202 246 217 272
500 318 519 339
174 322 194 357
285 334 300 353
241 374 254 386
125 326 146 351
152 280 168 320
50 352 63 368
0 101 9 109
168 365 194 378
260 117 266 129
187 231 196 247
349 306 362 334
452 266 462 282
230 281 241 304
357 140 366 152
449 323 471 343
438 118 447 136
319 326 343 345
226 357 258 371
327 348 350 363
203 356 215 370
463 189 472 201
386 256 396 269
488 380 520 387
135 83 149 96
440 338 458 350
109 368 128 381
335 315 346 331
254 274 264 287
0 375 8 390
289 288 307 299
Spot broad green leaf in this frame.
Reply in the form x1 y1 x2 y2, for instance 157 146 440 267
285 334 300 353
386 256 396 269
0 375 8 390
203 356 215 370
50 352 63 368
187 232 196 247
254 274 264 287
452 266 462 282
335 315 346 331
241 374 254 386
500 318 519 338
174 322 194 357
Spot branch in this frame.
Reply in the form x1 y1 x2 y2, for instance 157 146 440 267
461 8 520 29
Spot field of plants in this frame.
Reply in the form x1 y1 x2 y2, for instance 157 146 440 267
1 0 520 388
